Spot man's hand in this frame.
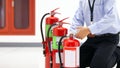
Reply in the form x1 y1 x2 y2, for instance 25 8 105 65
75 26 91 39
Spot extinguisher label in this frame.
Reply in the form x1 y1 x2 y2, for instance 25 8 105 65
77 47 80 67
52 36 63 49
56 52 63 63
64 49 76 67
56 37 61 45
45 25 52 37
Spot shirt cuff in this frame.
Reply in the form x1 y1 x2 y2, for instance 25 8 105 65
88 24 100 35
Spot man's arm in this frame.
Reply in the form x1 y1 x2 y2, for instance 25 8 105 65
75 0 118 39
69 0 84 35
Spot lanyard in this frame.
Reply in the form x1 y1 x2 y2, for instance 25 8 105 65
88 0 96 22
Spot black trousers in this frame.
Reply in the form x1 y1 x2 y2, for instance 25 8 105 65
80 34 119 68
107 46 120 68
114 46 120 68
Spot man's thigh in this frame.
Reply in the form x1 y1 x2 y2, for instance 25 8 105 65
90 42 117 68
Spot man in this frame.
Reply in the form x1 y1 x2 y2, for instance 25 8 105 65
69 0 120 68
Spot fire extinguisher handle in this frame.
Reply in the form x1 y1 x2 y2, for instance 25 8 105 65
51 8 59 13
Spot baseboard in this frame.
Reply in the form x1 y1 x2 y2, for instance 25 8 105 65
0 43 42 47
0 42 119 47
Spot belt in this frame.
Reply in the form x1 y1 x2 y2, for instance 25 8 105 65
88 33 119 38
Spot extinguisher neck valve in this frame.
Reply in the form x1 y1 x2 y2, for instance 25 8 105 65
69 34 74 39
51 12 60 17
58 23 63 27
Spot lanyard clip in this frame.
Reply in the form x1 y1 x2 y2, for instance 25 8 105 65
91 21 93 24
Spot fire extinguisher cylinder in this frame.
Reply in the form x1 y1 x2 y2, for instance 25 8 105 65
40 8 60 68
63 34 80 68
52 18 69 68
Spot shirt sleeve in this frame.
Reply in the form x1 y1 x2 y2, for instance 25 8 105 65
69 0 84 34
88 0 116 34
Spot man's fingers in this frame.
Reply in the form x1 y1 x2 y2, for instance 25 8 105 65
75 33 80 38
75 33 79 38
75 33 82 39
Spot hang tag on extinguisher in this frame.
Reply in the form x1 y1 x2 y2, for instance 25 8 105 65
64 47 77 67
56 52 63 63
64 49 76 67
76 46 80 66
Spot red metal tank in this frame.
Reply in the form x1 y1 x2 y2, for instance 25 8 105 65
46 16 59 25
53 25 67 36
63 34 80 68
45 8 59 68
52 24 67 68
63 34 80 47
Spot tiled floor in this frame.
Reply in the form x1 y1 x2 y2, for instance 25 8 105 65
0 47 117 68
0 47 45 68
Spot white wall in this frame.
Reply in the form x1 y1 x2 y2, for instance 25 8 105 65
0 0 119 43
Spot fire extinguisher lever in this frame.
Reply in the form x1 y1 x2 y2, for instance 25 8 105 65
58 17 70 27
51 8 60 16
51 8 60 13
59 17 69 22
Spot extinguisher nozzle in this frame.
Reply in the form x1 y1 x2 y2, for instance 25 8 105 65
50 58 53 68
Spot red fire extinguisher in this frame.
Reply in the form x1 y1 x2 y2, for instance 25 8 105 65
40 8 60 68
58 34 80 68
52 18 69 68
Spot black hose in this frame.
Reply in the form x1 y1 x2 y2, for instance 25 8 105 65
40 13 50 56
47 23 57 68
47 23 57 54
58 36 67 68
